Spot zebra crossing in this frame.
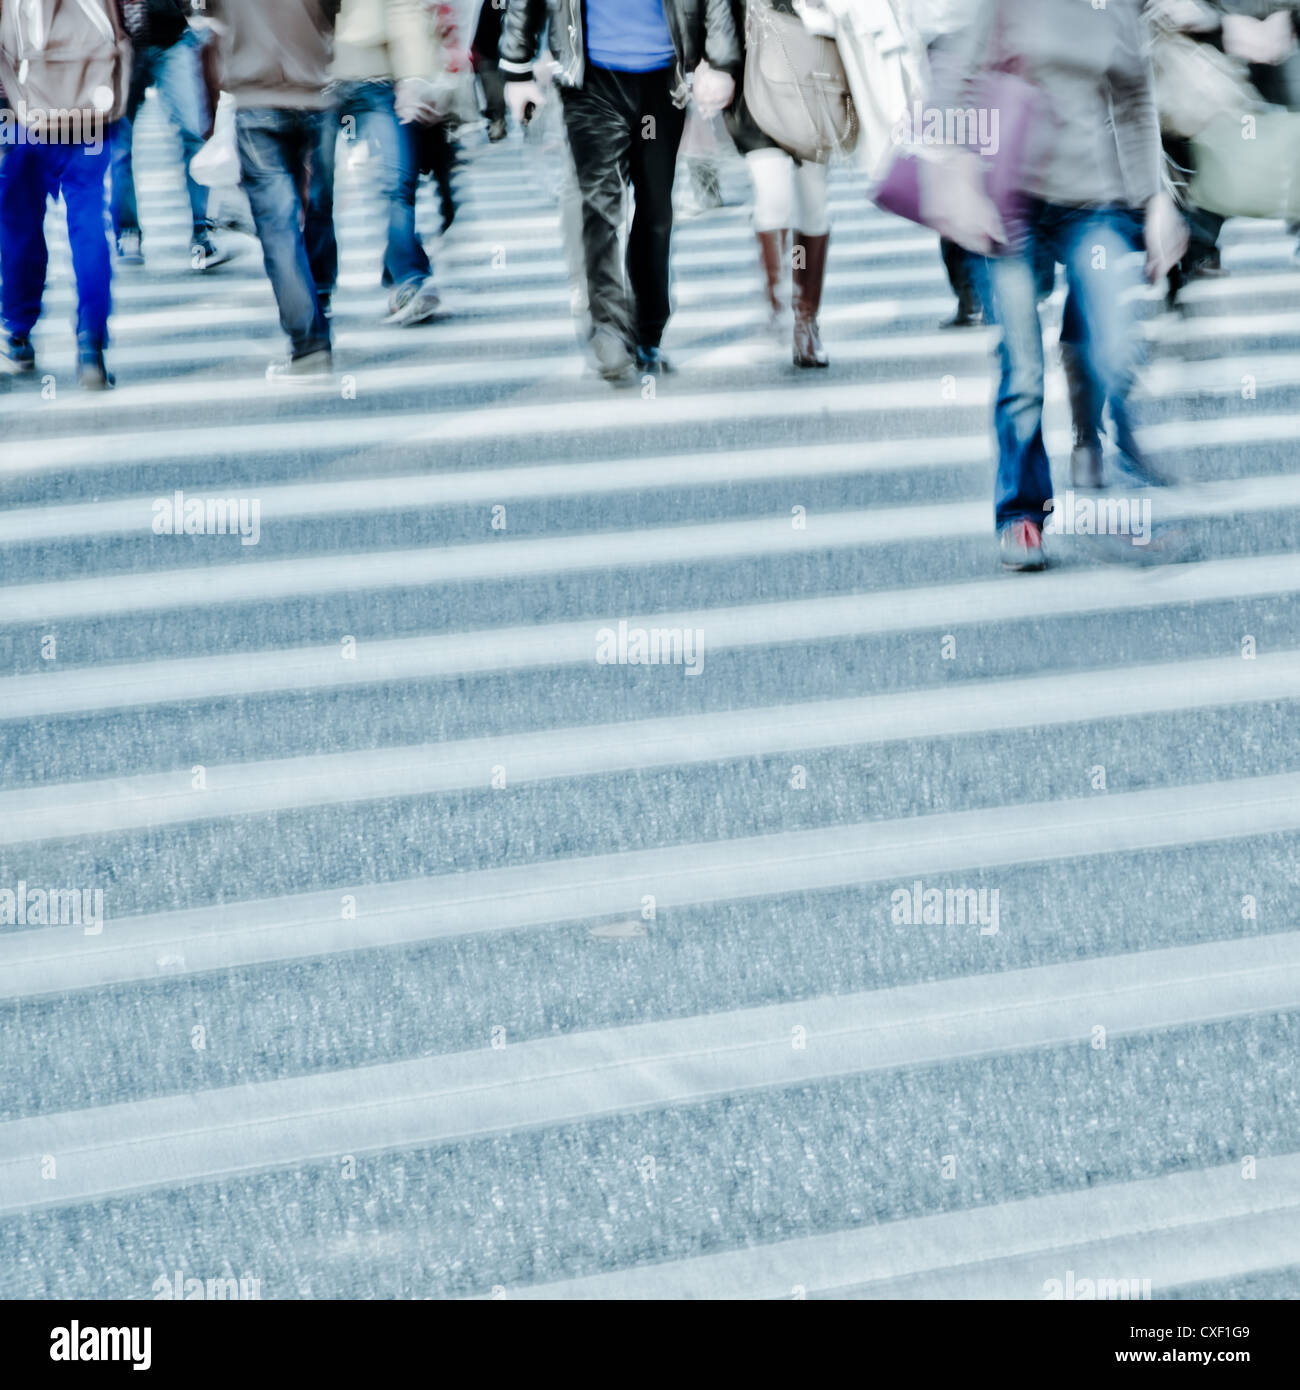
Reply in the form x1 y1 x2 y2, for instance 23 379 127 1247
2 104 1300 1301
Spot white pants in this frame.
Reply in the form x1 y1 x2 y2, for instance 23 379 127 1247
745 147 829 234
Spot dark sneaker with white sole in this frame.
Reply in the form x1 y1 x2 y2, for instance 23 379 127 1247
0 334 36 375
999 518 1045 571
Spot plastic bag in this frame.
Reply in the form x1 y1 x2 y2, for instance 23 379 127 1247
190 95 241 189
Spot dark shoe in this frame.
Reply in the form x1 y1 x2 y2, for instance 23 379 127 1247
487 117 507 142
77 347 114 391
1186 248 1226 280
756 229 787 323
191 231 234 271
116 230 144 266
792 231 829 368
999 518 1045 571
0 334 36 375
386 276 441 326
939 297 983 329
266 349 333 385
591 326 634 382
635 345 675 376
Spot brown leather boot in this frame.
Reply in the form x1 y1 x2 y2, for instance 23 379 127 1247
792 231 829 368
755 229 787 323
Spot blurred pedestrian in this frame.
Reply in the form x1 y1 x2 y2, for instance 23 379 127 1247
726 0 834 366
0 0 131 389
113 0 231 270
929 0 1187 570
501 0 740 381
208 0 340 380
471 0 509 140
316 0 444 328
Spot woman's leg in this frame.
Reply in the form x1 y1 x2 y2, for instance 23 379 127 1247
746 147 795 321
792 161 830 368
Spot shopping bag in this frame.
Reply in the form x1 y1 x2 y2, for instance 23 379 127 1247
1190 108 1300 219
190 95 241 189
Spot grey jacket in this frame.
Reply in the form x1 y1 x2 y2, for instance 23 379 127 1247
209 0 340 109
500 0 742 99
934 0 1163 208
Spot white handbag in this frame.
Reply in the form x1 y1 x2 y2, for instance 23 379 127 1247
822 0 926 177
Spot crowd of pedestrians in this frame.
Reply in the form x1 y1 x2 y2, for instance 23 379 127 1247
0 0 1297 567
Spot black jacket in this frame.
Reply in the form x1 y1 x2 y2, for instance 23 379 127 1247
500 0 741 99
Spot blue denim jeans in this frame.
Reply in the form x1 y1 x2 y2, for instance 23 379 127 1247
235 107 333 359
312 80 430 296
975 201 1149 529
110 30 211 240
0 132 117 350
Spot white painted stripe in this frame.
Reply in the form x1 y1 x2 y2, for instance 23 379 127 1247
14 302 1294 405
2 551 1297 722
506 1155 1300 1299
2 435 988 544
3 771 1299 998
4 650 1297 847
4 475 1298 625
37 251 955 313
7 357 1299 476
35 292 955 351
4 422 1293 547
3 928 1299 1210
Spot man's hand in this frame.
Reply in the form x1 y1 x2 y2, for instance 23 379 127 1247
394 77 442 126
692 61 735 117
506 78 546 126
1145 190 1189 283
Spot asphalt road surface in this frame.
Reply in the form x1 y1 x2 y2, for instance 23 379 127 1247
1 107 1299 1301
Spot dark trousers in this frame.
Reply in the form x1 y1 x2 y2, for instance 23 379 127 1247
235 107 333 359
560 64 687 350
478 64 507 124
0 133 116 350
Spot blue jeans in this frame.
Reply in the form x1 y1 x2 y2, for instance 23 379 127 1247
110 30 211 240
235 107 333 359
313 80 430 296
975 201 1149 530
0 133 116 350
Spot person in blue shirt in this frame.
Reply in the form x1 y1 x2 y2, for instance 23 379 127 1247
501 0 741 380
